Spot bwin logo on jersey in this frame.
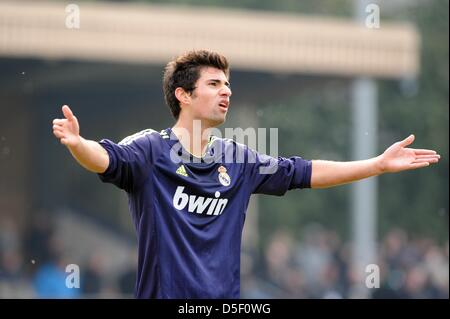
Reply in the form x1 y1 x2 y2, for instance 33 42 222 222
173 186 228 215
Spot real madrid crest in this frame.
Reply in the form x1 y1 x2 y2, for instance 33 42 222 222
218 165 231 187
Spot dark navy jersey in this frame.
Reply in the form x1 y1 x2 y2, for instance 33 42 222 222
98 128 312 299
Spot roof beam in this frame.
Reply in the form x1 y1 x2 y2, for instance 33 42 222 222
0 1 419 78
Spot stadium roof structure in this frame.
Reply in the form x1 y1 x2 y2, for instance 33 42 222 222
0 0 419 78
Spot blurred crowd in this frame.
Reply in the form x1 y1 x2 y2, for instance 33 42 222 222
1 214 448 299
242 224 449 299
0 212 135 298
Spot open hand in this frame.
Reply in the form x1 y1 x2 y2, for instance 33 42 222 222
378 135 440 173
52 105 81 147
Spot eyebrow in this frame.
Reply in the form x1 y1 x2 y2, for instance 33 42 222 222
207 79 231 87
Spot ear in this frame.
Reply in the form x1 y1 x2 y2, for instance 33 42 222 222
175 87 191 106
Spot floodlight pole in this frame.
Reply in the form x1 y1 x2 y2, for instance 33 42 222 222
350 0 379 298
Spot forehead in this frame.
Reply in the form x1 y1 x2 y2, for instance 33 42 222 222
198 67 228 81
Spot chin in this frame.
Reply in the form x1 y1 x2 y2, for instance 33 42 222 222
207 116 226 127
216 117 226 126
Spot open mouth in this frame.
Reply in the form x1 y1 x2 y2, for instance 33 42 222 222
219 102 229 110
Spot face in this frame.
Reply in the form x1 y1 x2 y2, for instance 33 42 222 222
182 67 232 127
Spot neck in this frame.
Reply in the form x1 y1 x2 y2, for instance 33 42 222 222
172 118 212 158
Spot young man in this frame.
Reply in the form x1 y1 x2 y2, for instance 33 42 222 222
52 50 440 298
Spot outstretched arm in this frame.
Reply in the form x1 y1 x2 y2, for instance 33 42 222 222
310 135 440 189
52 105 109 173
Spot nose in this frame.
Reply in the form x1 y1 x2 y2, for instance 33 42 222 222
220 85 232 97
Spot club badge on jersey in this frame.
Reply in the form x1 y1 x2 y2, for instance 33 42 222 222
218 166 231 186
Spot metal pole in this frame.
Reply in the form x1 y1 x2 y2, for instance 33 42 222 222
351 0 379 298
351 78 378 298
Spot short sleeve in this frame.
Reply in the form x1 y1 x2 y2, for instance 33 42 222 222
246 147 312 196
97 130 156 192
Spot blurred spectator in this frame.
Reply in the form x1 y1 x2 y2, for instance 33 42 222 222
118 267 135 297
423 244 449 298
262 230 300 297
23 210 55 270
117 250 138 297
0 250 22 282
81 254 105 297
33 251 80 299
398 265 431 298
256 225 449 299
0 217 21 254
1 211 448 299
295 224 334 298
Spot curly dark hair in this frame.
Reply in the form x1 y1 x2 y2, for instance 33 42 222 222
163 50 229 119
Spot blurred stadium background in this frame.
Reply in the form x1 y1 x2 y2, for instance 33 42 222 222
0 0 448 298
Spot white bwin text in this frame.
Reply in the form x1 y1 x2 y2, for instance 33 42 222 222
173 186 228 215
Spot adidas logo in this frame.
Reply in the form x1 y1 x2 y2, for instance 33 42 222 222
176 165 188 177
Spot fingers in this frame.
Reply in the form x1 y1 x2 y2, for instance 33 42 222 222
406 148 437 155
53 109 71 145
53 125 64 137
53 129 63 137
62 105 74 121
53 109 70 130
53 130 69 145
410 150 441 166
414 154 441 160
52 119 66 141
410 162 430 169
53 127 67 145
53 119 65 125
52 118 76 127
413 154 441 165
400 134 415 147
52 123 63 132
412 158 440 164
52 106 79 145
52 122 63 130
